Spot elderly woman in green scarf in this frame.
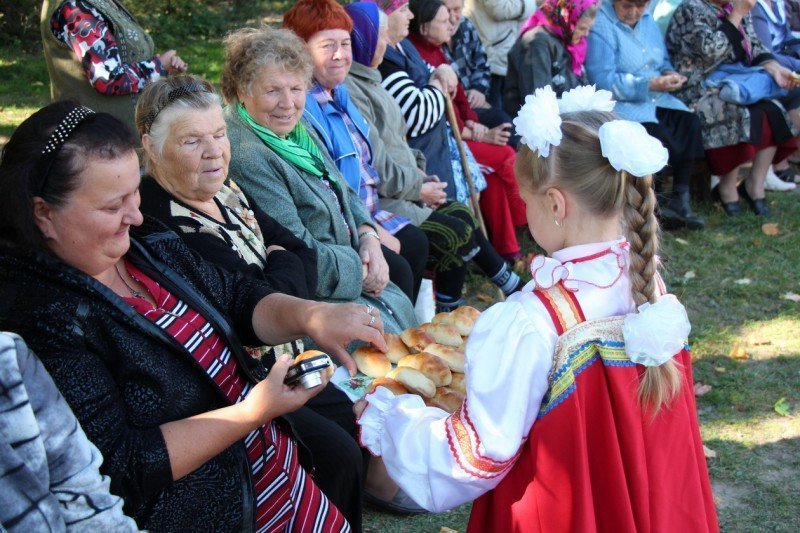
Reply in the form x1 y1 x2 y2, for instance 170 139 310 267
222 27 417 337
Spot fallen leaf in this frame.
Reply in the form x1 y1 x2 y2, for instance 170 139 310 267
781 292 800 303
476 293 494 303
703 444 717 459
683 270 696 280
713 496 721 506
734 278 751 285
761 223 780 236
774 397 790 417
675 237 689 245
751 339 772 346
734 402 746 412
512 259 525 275
694 382 712 396
440 528 459 533
714 366 727 373
728 343 750 359
32 81 45 87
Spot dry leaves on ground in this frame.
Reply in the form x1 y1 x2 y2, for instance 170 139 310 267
774 397 791 417
761 223 780 236
694 382 713 396
476 293 494 303
781 292 800 303
703 444 717 459
684 270 696 280
728 342 750 360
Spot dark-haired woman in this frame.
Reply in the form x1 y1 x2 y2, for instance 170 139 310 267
0 102 383 531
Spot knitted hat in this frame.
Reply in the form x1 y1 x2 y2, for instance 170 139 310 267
283 0 354 42
364 0 410 15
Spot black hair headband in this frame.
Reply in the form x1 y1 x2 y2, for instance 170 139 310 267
141 84 210 134
38 105 95 196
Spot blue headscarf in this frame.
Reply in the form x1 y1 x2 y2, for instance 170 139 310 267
346 2 381 67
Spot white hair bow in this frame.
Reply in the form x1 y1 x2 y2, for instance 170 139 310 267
513 85 669 177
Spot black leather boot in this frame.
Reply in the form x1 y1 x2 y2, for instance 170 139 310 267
660 191 706 230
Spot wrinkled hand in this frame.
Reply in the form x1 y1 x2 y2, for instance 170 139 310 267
304 302 388 375
467 89 489 109
763 61 795 89
159 49 188 75
240 355 323 423
484 122 512 145
431 64 458 97
650 73 685 92
353 398 368 417
420 180 447 208
360 238 390 296
465 120 488 142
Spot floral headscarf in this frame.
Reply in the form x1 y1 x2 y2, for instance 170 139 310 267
520 0 598 75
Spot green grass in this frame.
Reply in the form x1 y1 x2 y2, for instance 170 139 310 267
2 38 799 533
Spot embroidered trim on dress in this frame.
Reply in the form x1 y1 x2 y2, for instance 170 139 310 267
445 401 519 478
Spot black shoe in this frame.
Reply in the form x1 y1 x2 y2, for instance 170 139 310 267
738 183 773 217
662 191 705 230
711 186 743 216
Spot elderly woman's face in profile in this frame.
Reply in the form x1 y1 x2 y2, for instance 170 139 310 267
307 29 353 90
614 0 649 27
33 151 143 278
239 66 307 138
152 106 230 202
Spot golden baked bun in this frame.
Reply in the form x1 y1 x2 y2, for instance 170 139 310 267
352 346 392 378
383 333 411 363
423 343 466 373
386 367 436 398
424 386 465 413
420 322 462 347
294 350 335 379
400 326 435 353
448 372 466 395
397 352 452 387
365 377 409 396
432 310 475 336
453 305 480 322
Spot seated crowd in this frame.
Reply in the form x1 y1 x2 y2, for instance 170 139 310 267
0 0 793 530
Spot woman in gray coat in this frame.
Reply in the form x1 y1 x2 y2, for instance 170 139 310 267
222 27 416 335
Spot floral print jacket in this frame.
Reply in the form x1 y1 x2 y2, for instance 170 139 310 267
665 0 796 149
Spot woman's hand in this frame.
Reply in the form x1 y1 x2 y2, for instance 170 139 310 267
353 398 368 417
159 50 188 75
465 120 488 142
484 123 512 145
650 73 686 92
431 65 458 97
728 0 756 26
763 61 797 89
359 233 390 296
304 302 388 374
377 225 401 254
239 355 323 425
420 180 447 208
467 89 490 109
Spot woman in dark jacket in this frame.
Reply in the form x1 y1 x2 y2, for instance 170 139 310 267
135 75 366 529
0 102 385 531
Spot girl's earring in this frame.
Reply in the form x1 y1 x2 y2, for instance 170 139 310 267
554 219 561 227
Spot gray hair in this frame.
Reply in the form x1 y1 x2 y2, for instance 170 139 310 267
221 27 314 103
135 75 221 175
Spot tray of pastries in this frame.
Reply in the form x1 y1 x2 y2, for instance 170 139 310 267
331 306 480 413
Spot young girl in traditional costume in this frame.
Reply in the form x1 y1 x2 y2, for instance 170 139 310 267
356 85 719 531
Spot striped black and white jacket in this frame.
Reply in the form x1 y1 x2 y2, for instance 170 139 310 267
0 332 138 532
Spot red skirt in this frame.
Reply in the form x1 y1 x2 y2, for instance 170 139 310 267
706 114 798 175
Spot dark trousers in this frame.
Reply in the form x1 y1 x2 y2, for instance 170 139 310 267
382 224 429 303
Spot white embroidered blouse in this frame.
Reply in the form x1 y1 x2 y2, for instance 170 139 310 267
358 238 669 512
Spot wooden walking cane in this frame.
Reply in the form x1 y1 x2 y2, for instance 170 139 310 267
444 94 488 237
444 93 506 302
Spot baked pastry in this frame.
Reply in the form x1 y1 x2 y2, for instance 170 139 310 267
420 322 462 347
400 326 435 352
352 346 392 378
422 343 466 372
449 372 466 395
397 352 452 387
424 386 465 413
366 377 409 396
294 349 335 379
432 309 476 336
384 333 411 363
386 367 436 398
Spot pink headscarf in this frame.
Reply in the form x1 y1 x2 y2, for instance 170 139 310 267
520 0 598 76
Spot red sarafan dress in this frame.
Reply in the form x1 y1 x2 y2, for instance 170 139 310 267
468 310 718 532
357 239 718 533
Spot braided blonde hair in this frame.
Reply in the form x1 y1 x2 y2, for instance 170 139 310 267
515 110 681 411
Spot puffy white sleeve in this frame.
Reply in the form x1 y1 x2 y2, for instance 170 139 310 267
357 293 557 512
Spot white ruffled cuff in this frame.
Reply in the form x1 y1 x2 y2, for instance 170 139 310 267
357 386 398 455
622 294 690 367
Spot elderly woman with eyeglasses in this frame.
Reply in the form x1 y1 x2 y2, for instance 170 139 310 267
0 101 383 531
134 74 368 529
